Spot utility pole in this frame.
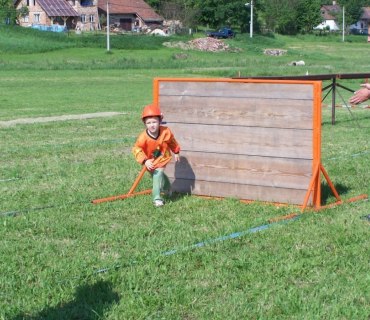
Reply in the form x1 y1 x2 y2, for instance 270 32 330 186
106 1 110 51
245 1 254 38
342 6 345 42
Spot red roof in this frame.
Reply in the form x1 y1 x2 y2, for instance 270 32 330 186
98 0 163 22
361 7 370 20
37 0 78 17
321 4 341 20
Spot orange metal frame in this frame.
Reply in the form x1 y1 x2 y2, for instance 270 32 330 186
92 166 151 204
92 78 367 211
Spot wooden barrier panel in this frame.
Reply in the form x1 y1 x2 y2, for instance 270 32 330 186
154 78 322 206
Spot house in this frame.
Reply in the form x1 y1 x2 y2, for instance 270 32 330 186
97 0 164 32
350 7 370 36
14 0 100 31
314 1 341 31
14 0 162 32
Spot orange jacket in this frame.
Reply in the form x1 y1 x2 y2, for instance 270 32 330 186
132 126 180 170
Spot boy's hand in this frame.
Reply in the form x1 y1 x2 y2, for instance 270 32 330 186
174 154 180 162
145 159 155 170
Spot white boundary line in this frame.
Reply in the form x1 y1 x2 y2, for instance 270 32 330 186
0 112 126 127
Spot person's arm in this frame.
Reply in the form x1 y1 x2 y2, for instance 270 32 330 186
132 133 149 165
167 133 180 162
349 83 370 105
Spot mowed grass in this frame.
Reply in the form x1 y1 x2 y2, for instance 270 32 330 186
0 28 369 319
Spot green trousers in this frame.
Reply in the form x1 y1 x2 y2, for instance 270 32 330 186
151 168 171 201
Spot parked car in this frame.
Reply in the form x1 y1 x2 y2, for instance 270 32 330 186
350 28 368 35
205 27 235 39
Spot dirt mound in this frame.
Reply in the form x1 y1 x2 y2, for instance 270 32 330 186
263 48 287 56
164 37 239 52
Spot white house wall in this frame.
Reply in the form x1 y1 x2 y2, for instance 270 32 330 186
314 20 339 31
71 0 99 31
16 0 50 26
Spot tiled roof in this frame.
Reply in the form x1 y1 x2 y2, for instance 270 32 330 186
321 4 341 20
361 7 370 20
37 0 79 17
98 0 163 22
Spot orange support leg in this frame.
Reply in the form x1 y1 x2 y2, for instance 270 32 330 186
92 166 149 204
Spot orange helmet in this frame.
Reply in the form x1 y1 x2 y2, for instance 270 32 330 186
141 104 163 121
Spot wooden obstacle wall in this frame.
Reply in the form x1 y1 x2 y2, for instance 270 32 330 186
154 78 322 206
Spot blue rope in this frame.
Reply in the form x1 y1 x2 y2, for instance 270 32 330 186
161 216 300 257
325 150 369 161
92 216 300 276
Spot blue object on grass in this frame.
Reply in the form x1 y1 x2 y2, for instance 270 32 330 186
161 216 300 257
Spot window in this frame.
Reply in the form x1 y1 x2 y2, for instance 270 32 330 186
80 0 93 6
89 15 94 23
81 14 86 23
24 15 29 22
34 13 40 22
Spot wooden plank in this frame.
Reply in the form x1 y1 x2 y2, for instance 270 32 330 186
165 152 312 190
159 81 314 100
169 179 311 205
160 95 313 129
170 123 313 159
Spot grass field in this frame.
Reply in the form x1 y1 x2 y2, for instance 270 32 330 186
0 26 369 319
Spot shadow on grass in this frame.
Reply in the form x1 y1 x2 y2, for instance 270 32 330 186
169 156 195 203
12 280 119 320
321 182 349 205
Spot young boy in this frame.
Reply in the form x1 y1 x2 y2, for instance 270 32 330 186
132 104 180 207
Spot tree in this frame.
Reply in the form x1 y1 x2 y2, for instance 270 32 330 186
262 0 300 34
261 0 322 35
145 0 161 11
159 0 201 30
338 0 370 25
0 0 17 25
296 0 322 33
16 5 29 24
197 0 263 33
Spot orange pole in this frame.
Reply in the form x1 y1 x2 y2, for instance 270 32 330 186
344 194 368 203
301 162 320 212
92 189 151 204
314 194 367 211
127 166 147 195
153 78 160 107
312 82 322 208
268 194 367 223
268 213 299 223
92 166 148 204
320 164 341 201
92 155 165 205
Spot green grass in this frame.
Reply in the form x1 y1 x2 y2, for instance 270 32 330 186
0 26 369 319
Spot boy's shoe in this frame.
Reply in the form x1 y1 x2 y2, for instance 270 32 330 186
154 199 164 207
